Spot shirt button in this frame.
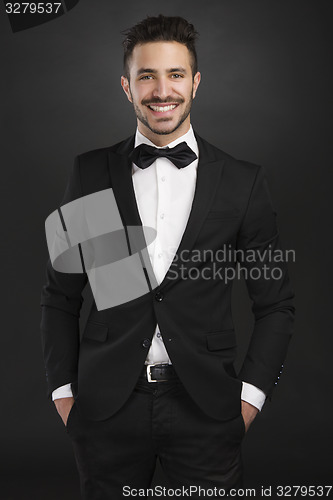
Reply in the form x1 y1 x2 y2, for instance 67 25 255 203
142 338 151 349
160 213 165 219
161 176 166 182
158 253 163 258
155 292 164 302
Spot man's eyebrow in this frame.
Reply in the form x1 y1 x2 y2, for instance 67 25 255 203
136 68 157 76
136 67 188 76
168 67 187 74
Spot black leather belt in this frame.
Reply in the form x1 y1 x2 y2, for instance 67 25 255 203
144 363 176 382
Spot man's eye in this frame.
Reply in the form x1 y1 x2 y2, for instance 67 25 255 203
140 75 152 80
171 74 183 78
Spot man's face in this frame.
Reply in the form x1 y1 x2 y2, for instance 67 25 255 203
121 41 200 144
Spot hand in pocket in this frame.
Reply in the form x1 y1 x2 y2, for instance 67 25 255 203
54 397 75 426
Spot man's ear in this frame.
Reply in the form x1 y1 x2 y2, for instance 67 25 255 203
121 76 132 103
192 72 201 99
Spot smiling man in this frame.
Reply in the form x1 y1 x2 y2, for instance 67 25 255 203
121 41 200 142
41 14 295 500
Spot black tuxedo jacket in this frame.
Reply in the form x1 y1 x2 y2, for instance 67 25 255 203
41 133 295 421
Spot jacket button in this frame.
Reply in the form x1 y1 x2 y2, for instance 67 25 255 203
142 338 151 348
155 291 164 302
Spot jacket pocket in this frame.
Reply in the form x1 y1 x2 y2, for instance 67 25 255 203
206 330 236 351
83 320 108 342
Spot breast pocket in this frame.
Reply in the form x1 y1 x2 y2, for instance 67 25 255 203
205 209 240 220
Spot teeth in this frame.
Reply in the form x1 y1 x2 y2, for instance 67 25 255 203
149 105 177 112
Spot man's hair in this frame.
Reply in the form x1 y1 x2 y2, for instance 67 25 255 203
122 14 199 79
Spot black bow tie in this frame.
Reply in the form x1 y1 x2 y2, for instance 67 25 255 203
130 141 197 170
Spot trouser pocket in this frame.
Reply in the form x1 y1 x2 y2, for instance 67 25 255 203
66 401 76 434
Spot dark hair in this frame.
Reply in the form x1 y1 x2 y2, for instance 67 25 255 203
122 15 199 79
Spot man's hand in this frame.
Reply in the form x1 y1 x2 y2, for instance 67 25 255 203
54 397 75 426
241 400 259 433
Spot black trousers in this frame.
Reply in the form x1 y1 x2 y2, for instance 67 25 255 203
66 372 245 499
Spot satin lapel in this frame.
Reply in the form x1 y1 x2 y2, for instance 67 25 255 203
160 136 225 292
107 136 142 229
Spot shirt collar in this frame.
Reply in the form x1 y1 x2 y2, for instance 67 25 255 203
134 125 199 158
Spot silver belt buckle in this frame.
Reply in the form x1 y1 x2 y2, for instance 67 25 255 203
146 363 169 383
146 363 158 383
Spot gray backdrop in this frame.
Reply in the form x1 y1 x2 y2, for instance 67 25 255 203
1 0 332 498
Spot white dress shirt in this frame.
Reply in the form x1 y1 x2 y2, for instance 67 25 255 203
52 125 266 411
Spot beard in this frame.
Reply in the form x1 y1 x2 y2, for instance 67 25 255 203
131 91 194 136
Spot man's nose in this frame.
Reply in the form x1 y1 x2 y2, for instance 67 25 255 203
152 78 171 100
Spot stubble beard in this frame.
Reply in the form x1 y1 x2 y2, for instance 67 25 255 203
131 90 194 136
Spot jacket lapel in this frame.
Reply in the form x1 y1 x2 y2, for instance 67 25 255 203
107 133 225 292
107 135 142 228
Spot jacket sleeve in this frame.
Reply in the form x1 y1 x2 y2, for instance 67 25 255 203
40 156 88 398
236 165 295 398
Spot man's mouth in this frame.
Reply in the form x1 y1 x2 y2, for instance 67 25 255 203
147 103 179 113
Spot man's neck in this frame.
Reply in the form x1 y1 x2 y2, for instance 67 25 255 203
137 122 191 147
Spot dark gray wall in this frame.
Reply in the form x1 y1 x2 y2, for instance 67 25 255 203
1 0 332 498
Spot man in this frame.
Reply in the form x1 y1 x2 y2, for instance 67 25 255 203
41 14 295 499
